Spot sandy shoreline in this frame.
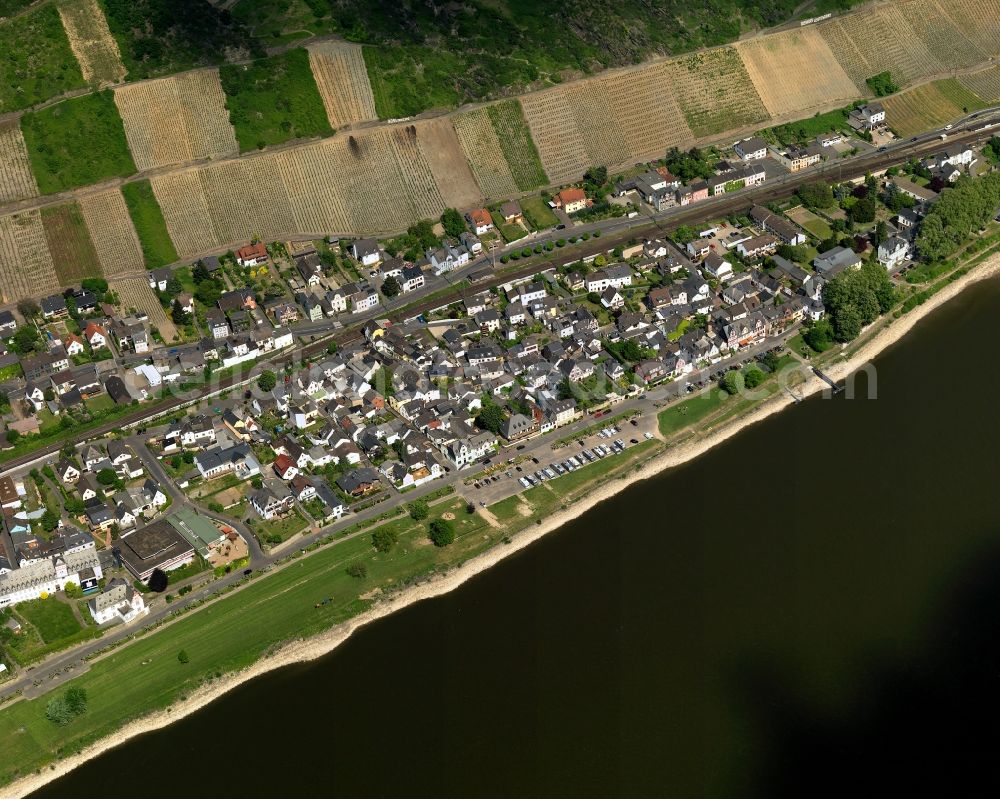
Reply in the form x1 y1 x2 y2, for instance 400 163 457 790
6 253 1000 799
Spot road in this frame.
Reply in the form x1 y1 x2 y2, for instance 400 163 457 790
1 110 996 480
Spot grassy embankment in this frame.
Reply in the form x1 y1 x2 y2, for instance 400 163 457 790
0 5 85 113
121 180 179 268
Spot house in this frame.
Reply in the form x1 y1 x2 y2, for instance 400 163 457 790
401 265 425 293
467 208 493 235
772 146 822 172
205 310 230 339
586 265 632 293
552 187 589 214
877 237 910 271
250 485 295 520
600 286 625 309
0 310 16 335
351 238 381 267
703 253 734 280
813 246 862 276
88 577 147 625
337 467 381 496
500 413 536 441
148 267 172 292
63 334 85 357
736 233 779 260
295 254 322 286
194 444 260 480
273 454 299 480
236 242 268 267
849 102 886 130
499 201 523 224
686 240 711 259
350 287 380 313
118 520 196 582
889 177 938 204
105 376 132 405
748 206 807 246
84 322 107 349
734 136 768 161
41 294 68 319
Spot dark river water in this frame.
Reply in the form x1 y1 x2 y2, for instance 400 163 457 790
31 279 1000 798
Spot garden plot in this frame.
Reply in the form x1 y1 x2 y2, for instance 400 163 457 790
307 40 378 128
41 201 103 285
0 120 39 204
150 171 220 259
111 275 177 341
453 107 520 200
199 155 296 247
414 117 482 212
738 27 860 117
57 0 126 86
78 188 145 278
817 5 941 88
0 209 59 303
114 69 238 171
667 48 770 138
897 0 989 71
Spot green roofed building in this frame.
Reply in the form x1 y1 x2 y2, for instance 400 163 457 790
168 508 225 557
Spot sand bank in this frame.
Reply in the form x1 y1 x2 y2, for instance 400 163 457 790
6 253 1000 799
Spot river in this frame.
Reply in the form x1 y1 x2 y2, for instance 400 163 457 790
29 279 1000 798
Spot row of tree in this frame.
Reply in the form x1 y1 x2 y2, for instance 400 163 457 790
916 172 1000 262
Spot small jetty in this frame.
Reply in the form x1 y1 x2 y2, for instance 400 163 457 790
812 367 843 393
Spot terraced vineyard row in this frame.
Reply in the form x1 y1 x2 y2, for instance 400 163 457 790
958 66 1000 103
78 188 145 278
453 108 520 200
307 41 378 128
0 120 39 205
667 48 769 138
57 0 126 86
882 79 988 137
0 210 59 303
897 0 989 71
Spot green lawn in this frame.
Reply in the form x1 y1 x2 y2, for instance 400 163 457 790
15 599 81 644
521 195 558 230
0 496 506 784
0 5 85 113
219 48 333 151
121 180 178 268
20 91 136 194
252 508 308 544
658 388 730 437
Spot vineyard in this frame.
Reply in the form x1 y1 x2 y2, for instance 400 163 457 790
942 0 1000 57
199 156 295 246
896 0 989 71
110 275 177 342
273 144 352 239
78 189 145 278
882 79 987 137
0 210 59 303
453 108 521 200
818 5 941 89
602 66 692 160
41 202 103 285
114 69 238 171
307 41 378 129
57 0 127 86
667 48 769 138
484 101 547 192
0 120 39 205
738 28 859 117
519 89 592 185
0 5 85 113
150 171 220 259
958 66 1000 103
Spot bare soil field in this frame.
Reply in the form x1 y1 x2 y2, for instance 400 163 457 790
414 117 482 212
150 171 221 258
41 201 103 285
453 107 520 200
57 0 127 86
0 209 59 303
115 69 238 171
667 48 770 138
0 120 39 205
817 4 941 88
111 275 177 341
738 27 859 117
78 188 145 278
307 41 378 129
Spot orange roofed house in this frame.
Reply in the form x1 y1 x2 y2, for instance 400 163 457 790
551 188 590 214
466 208 494 236
236 242 268 268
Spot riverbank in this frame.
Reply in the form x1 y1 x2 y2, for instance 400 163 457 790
5 252 1000 799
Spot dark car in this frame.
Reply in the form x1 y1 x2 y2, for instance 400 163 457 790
243 568 253 577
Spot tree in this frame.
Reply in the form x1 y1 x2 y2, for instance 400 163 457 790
720 370 742 395
372 528 398 553
440 207 466 238
11 326 40 355
346 563 368 579
5 429 19 444
170 299 190 325
429 519 455 547
195 280 222 305
760 351 780 372
41 507 59 532
192 261 211 283
381 276 401 298
476 403 505 434
17 299 39 319
46 688 87 725
177 649 190 664
797 181 836 210
849 198 877 224
148 568 168 592
866 71 899 96
408 499 429 521
96 468 118 486
671 225 697 245
743 366 766 389
803 318 835 352
258 370 277 392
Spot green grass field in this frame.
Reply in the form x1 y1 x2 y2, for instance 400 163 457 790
20 91 136 194
486 100 547 191
658 389 729 437
363 44 465 119
0 5 85 114
121 180 178 268
16 600 81 644
521 195 558 230
220 48 333 151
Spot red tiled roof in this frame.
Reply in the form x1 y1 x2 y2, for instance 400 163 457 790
557 188 586 204
237 242 267 260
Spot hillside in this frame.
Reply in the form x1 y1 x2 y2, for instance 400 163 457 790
0 0 998 300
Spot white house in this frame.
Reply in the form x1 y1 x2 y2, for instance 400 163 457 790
877 237 909 271
702 253 734 281
734 136 768 161
351 238 381 267
88 578 147 625
586 265 633 293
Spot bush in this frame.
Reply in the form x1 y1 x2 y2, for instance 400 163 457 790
46 688 87 725
177 649 190 664
346 563 368 579
428 519 455 547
